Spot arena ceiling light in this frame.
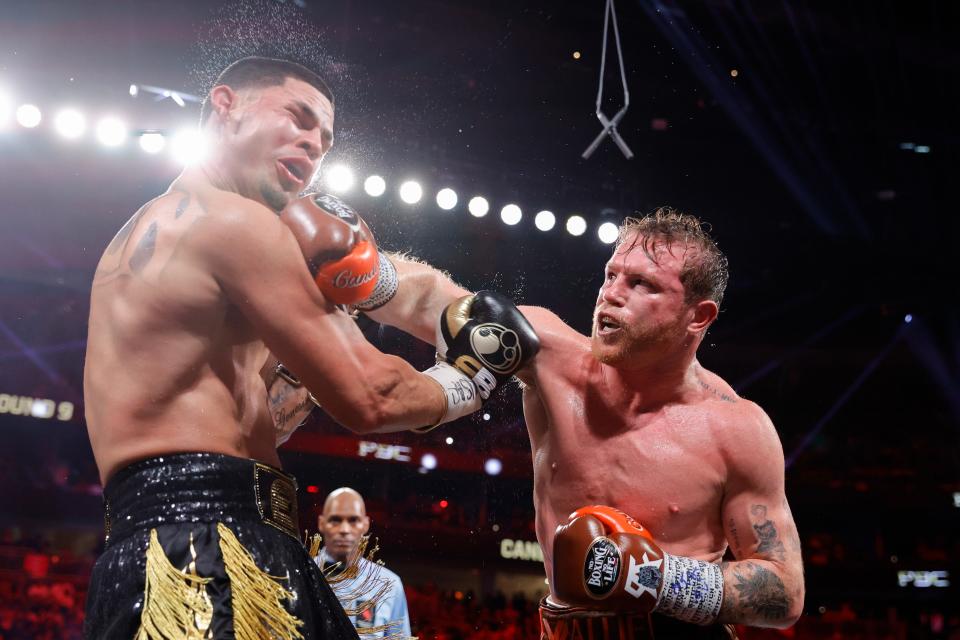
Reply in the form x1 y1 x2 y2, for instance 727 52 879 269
535 210 556 232
597 221 619 244
566 215 587 236
500 204 522 226
96 116 127 147
436 188 458 210
468 196 489 218
484 458 503 476
324 164 354 193
16 103 41 128
171 128 208 166
399 180 423 204
54 108 86 139
420 453 437 470
363 175 386 197
138 132 166 154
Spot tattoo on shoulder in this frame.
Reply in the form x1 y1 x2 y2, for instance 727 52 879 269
698 378 738 403
129 221 158 274
174 192 191 219
751 504 787 562
722 561 790 622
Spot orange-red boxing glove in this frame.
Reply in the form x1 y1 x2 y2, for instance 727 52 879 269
552 505 724 626
282 193 391 306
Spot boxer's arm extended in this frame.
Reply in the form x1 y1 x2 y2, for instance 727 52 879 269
718 409 804 628
199 199 445 433
360 253 471 345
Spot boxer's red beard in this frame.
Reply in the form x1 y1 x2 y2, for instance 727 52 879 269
591 313 687 368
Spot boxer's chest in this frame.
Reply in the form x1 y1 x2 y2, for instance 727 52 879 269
535 387 726 545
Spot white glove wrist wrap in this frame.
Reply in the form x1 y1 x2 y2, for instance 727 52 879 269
416 362 482 432
653 553 724 625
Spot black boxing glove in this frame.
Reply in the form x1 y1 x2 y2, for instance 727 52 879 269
417 291 539 430
552 505 724 625
281 193 397 309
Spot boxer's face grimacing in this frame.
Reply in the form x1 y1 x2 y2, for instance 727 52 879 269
591 232 695 368
218 77 334 212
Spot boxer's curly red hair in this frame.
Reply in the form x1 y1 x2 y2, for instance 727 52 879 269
617 207 729 308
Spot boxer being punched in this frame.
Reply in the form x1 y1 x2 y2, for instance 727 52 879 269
362 209 803 638
83 56 536 639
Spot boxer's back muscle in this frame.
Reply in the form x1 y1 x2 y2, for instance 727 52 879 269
85 189 277 483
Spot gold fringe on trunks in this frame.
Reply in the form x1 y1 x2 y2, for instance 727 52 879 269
217 522 304 640
135 530 213 640
322 535 411 639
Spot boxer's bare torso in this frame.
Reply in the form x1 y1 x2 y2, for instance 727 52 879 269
520 315 757 578
85 182 281 484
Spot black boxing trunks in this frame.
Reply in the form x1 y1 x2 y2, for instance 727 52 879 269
84 452 358 640
539 597 738 640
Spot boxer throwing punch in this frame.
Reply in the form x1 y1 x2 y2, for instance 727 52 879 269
360 209 804 638
83 56 537 639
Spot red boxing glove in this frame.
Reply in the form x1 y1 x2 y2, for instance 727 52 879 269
552 505 724 625
281 193 379 305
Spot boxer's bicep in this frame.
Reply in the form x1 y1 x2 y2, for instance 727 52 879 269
515 306 584 385
196 203 416 427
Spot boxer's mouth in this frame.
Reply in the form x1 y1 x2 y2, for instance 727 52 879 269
277 158 309 189
596 313 621 335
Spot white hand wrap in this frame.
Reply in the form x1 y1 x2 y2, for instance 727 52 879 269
415 362 482 432
653 553 724 625
354 252 398 311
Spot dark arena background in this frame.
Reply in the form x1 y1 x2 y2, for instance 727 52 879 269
1 1 958 638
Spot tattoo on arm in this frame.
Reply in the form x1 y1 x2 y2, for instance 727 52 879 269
728 518 742 557
721 561 790 622
129 221 158 274
751 504 787 562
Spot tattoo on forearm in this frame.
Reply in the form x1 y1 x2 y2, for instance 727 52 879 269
751 505 787 562
721 561 790 622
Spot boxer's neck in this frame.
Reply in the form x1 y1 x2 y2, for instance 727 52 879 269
599 353 702 412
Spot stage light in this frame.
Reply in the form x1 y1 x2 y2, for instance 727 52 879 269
500 204 522 225
138 132 166 154
468 196 489 217
482 412 491 421
324 164 354 193
566 215 587 236
399 180 423 204
535 210 556 231
730 69 739 78
439 499 449 509
485 458 503 476
445 436 454 445
904 314 913 324
16 104 41 128
129 84 138 97
436 187 458 210
306 485 319 494
915 145 930 154
54 108 86 139
364 175 386 197
96 116 127 147
420 453 437 470
171 128 208 166
170 92 186 108
598 221 619 244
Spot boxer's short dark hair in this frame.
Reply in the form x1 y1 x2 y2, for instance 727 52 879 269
200 56 334 124
617 207 729 308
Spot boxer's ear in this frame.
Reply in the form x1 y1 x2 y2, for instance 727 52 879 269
208 85 237 124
